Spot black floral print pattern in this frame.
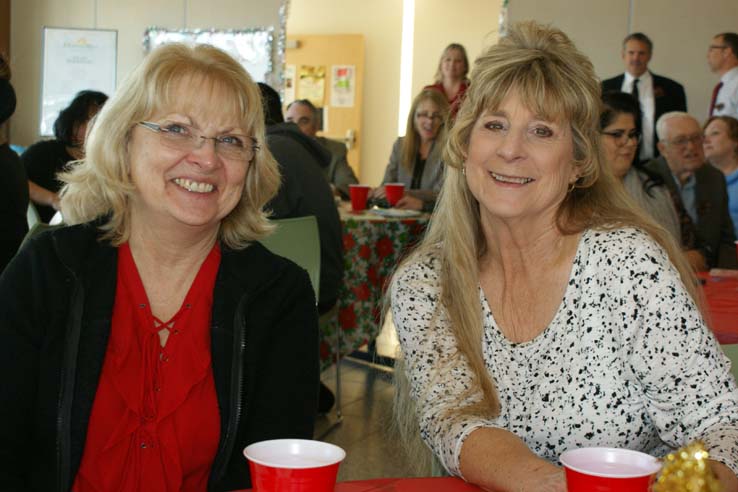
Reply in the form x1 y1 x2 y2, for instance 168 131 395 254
392 228 738 477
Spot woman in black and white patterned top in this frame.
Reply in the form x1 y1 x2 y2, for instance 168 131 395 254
391 21 738 492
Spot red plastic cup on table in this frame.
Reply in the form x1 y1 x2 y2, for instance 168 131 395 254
348 184 371 212
244 439 346 492
384 182 405 207
560 447 660 492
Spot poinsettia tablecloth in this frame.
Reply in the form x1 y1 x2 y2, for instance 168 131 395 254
319 206 429 369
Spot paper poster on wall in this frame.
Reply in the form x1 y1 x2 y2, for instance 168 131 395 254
283 64 296 106
40 27 117 136
298 65 325 107
330 65 355 108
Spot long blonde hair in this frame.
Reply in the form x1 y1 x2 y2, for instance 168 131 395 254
59 43 281 249
392 21 700 466
400 89 450 173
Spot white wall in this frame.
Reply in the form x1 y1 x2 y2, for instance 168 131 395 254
508 0 738 123
287 0 503 186
286 0 404 187
10 0 283 145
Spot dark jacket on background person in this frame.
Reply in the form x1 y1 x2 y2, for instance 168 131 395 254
266 122 344 313
0 223 319 492
20 139 74 223
602 73 687 157
315 136 359 199
0 143 28 273
645 156 738 269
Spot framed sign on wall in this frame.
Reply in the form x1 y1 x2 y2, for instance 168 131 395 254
40 27 117 136
143 27 274 83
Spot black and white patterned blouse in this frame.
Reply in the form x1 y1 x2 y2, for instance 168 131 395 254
392 227 738 477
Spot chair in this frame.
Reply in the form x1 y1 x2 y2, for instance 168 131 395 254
721 344 738 383
259 216 343 436
260 216 321 299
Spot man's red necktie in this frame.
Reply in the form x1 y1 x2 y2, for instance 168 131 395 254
709 81 724 116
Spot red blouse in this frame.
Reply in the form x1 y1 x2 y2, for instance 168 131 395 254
423 80 469 119
73 243 222 492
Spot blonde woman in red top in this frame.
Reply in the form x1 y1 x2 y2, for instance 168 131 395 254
424 43 470 118
0 43 319 492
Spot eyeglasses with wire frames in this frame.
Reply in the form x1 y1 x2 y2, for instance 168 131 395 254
665 133 703 149
138 121 259 162
414 111 443 121
601 129 641 146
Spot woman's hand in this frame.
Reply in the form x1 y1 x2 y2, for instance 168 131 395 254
460 428 567 492
369 186 386 200
710 460 738 492
395 195 423 211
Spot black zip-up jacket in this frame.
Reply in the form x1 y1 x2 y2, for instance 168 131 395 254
0 222 319 492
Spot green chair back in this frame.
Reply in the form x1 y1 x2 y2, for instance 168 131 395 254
721 343 738 383
260 216 321 301
27 203 41 229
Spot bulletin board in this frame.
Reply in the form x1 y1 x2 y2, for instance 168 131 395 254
40 27 117 136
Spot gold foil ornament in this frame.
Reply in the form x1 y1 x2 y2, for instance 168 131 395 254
653 441 721 492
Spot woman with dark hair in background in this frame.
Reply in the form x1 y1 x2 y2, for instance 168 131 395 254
599 91 706 270
22 90 107 222
424 43 470 118
0 54 29 274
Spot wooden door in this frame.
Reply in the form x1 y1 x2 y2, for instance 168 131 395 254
285 34 364 175
0 0 8 58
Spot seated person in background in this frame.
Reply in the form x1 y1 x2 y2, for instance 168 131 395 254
284 99 358 198
22 90 107 222
424 43 470 118
646 112 738 269
392 22 738 492
259 84 343 316
370 89 449 211
0 43 319 491
0 54 28 274
600 91 705 270
259 83 343 414
703 115 738 238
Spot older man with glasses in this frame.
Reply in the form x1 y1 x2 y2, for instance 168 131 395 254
707 32 738 119
646 112 738 269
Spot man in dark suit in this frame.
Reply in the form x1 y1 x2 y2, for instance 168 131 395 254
645 112 737 269
602 33 687 161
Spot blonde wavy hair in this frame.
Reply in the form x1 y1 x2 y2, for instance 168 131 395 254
392 21 699 471
399 89 450 173
59 43 280 249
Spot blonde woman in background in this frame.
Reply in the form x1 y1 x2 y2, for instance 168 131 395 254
424 43 470 118
391 22 738 492
0 43 318 491
371 89 449 211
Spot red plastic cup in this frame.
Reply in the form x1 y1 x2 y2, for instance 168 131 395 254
560 447 660 492
384 183 405 206
348 184 371 212
244 439 346 492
